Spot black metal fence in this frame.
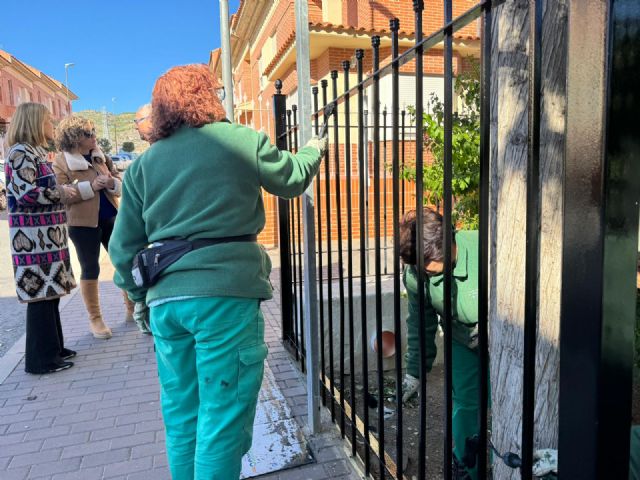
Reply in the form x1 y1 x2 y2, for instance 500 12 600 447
271 1 639 479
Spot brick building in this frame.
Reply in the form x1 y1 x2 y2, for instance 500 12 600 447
0 50 77 133
210 0 480 246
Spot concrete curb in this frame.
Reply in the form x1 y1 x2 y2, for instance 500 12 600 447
0 285 81 385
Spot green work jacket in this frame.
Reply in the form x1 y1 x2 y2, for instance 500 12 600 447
109 122 321 304
403 230 479 370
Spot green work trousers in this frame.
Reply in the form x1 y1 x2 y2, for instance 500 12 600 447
406 323 481 479
151 297 268 480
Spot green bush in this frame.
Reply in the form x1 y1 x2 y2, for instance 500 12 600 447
403 57 481 229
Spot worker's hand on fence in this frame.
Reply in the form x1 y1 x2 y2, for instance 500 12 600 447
532 449 557 476
133 302 152 335
305 135 329 157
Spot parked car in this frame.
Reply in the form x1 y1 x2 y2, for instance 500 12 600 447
110 155 133 172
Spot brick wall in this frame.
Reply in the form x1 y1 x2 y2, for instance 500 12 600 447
231 0 480 246
0 68 71 124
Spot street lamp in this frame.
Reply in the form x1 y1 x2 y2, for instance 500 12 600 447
111 97 118 153
64 63 75 115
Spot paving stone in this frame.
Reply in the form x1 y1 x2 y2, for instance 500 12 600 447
51 409 95 425
9 447 62 468
29 459 89 480
0 431 25 447
119 392 158 406
0 466 29 480
51 466 104 479
69 417 115 434
115 410 157 426
0 411 36 426
6 416 54 433
323 459 353 477
153 454 167 468
24 425 71 441
111 431 155 449
79 447 131 468
60 439 112 459
1 438 43 456
102 456 153 478
134 419 164 434
96 403 138 419
130 442 166 459
126 468 171 480
282 386 307 397
0 387 34 401
42 432 90 450
19 397 64 413
278 463 329 479
90 424 135 441
78 398 120 412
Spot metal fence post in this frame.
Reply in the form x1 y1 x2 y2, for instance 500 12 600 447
294 0 321 434
273 80 293 348
559 1 639 478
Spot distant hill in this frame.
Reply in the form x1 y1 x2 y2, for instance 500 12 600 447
75 110 149 155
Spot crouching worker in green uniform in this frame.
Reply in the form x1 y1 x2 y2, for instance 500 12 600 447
109 64 327 479
399 208 483 480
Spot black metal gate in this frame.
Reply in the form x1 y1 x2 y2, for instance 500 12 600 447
272 1 639 479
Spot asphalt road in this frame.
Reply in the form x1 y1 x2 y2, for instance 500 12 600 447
0 210 81 358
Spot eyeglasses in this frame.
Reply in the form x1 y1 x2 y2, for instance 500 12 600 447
82 129 96 138
134 116 148 125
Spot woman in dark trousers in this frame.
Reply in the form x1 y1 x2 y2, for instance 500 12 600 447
52 116 133 339
5 103 78 373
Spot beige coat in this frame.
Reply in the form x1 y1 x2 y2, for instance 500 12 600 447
52 149 122 227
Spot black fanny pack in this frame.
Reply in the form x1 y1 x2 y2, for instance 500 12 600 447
131 234 257 288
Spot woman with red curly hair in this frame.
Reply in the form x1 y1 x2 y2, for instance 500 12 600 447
109 64 326 479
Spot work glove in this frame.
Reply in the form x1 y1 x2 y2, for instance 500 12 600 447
532 449 557 477
133 302 152 335
305 135 329 157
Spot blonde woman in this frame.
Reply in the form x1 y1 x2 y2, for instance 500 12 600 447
5 103 77 373
52 116 131 339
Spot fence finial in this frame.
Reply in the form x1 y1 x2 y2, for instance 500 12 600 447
390 18 400 31
292 104 297 112
312 86 319 95
321 79 328 88
330 70 338 79
355 49 364 60
413 0 424 12
275 79 283 94
342 60 350 71
372 35 381 47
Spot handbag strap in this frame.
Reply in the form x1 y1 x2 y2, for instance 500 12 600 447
189 234 257 250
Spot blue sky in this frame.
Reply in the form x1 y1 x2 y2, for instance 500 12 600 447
0 0 241 113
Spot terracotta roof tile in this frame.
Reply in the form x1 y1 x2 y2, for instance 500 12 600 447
263 30 297 76
308 21 479 41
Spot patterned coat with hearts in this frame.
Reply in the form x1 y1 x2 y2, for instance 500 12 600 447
5 143 76 303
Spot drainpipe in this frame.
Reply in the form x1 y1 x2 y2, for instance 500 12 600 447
219 0 235 120
294 0 320 434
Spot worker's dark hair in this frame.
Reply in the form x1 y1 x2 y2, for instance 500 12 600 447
399 207 453 265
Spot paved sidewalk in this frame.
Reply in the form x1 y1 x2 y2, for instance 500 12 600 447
0 259 363 480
